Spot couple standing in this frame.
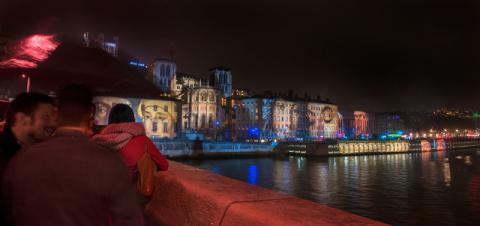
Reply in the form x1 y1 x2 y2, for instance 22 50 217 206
1 84 168 226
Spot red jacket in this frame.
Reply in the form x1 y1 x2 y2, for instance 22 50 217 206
91 122 168 178
121 135 169 177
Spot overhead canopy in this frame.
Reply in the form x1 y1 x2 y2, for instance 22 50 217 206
0 42 172 100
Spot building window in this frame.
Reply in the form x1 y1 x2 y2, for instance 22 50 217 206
164 105 169 112
160 64 165 76
152 122 158 132
166 65 171 76
163 122 168 133
208 114 213 128
201 114 206 128
153 105 158 111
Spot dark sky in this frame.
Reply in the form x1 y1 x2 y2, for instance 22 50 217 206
1 0 480 111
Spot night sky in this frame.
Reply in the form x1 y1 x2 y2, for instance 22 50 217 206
1 0 480 111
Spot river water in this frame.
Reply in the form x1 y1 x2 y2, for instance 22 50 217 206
181 149 480 225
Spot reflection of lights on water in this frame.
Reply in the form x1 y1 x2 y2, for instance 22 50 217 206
247 165 258 185
211 166 221 174
296 157 306 170
465 156 472 166
443 162 451 187
331 158 337 169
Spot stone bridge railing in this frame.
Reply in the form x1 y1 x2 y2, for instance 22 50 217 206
146 161 389 226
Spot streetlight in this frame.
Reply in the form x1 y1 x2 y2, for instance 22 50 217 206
21 74 31 93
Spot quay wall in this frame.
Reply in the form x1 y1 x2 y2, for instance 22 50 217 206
146 161 388 226
152 140 274 158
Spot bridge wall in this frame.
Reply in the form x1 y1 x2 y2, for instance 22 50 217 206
146 161 388 226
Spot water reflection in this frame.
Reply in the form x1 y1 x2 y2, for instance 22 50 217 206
247 165 257 184
182 149 480 225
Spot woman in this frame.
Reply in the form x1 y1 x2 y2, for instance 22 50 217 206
91 104 168 179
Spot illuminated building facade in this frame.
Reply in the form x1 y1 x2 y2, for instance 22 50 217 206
181 87 219 138
93 96 179 138
232 88 250 97
148 59 177 93
354 111 369 136
171 73 210 98
210 67 232 97
340 111 370 138
234 96 340 141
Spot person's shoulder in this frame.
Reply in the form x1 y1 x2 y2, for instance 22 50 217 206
128 135 150 145
85 139 117 156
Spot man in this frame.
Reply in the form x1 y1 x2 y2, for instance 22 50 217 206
0 92 57 171
3 84 142 226
0 92 57 226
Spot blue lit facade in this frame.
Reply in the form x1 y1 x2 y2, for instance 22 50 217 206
148 59 177 93
210 67 232 97
233 97 340 141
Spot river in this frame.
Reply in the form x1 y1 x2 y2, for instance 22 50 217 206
180 149 480 225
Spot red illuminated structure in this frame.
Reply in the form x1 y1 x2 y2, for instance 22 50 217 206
354 111 369 137
0 34 59 68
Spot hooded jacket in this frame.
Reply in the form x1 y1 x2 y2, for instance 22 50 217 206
91 122 168 177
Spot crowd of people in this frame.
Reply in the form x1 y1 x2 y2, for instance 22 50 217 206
0 84 169 226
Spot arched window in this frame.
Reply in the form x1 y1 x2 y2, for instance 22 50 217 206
163 121 168 133
166 65 171 76
201 92 207 101
208 114 214 128
160 64 166 76
152 121 157 132
201 114 206 128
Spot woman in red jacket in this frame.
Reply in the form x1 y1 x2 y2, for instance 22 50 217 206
91 104 168 179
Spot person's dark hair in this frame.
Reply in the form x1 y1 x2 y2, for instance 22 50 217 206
57 84 94 126
5 92 54 128
108 104 135 124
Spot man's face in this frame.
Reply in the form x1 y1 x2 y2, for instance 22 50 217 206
29 103 58 142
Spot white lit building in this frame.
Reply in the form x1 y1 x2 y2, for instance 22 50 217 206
171 73 210 98
181 86 219 138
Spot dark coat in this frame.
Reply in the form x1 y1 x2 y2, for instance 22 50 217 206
0 127 21 226
0 127 21 175
2 128 142 226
